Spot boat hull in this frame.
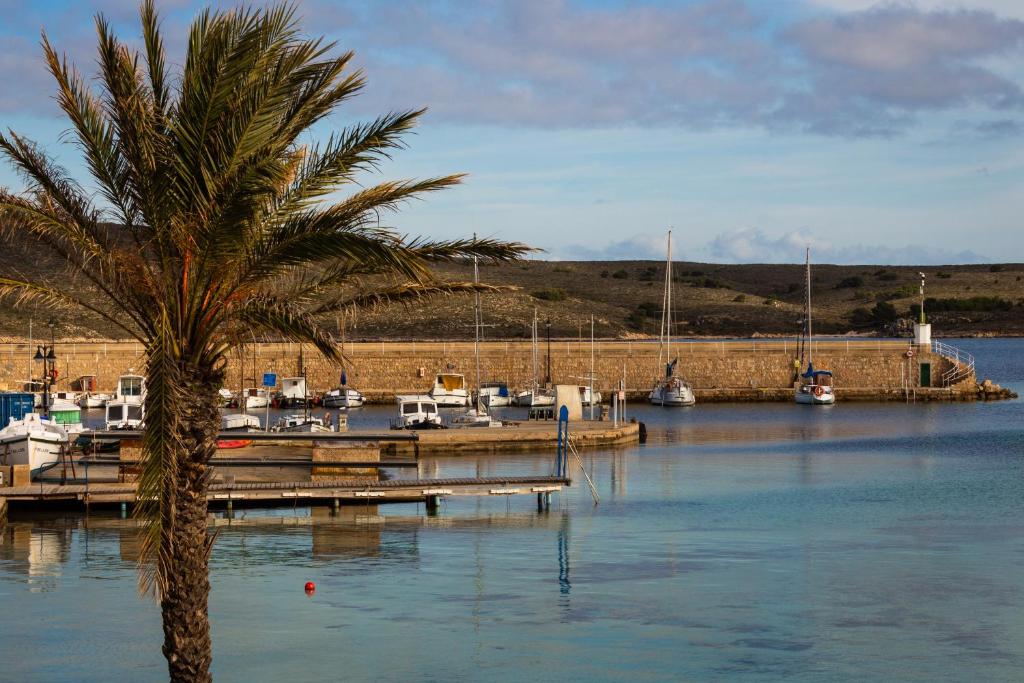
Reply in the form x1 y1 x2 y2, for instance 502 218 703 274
649 384 696 407
429 390 470 407
0 434 65 477
795 387 835 405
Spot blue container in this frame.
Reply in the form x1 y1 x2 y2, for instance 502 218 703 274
0 392 35 427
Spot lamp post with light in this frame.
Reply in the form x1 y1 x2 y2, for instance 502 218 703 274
33 324 58 417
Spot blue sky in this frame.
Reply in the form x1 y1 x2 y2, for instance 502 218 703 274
0 0 1022 264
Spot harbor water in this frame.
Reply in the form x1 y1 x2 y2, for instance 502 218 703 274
2 338 1023 682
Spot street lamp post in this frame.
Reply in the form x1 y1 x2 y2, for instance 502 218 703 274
918 272 926 324
33 341 57 417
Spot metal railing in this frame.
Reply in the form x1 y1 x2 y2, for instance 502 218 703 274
931 340 975 387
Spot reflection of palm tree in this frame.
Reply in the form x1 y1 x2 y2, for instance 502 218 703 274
0 3 529 679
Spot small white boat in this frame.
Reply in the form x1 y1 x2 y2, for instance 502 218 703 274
78 392 111 409
449 408 502 429
479 382 511 408
221 413 261 432
322 387 364 409
51 391 80 404
242 387 270 410
429 373 471 407
218 388 235 407
271 414 335 433
105 400 144 430
276 377 310 408
650 375 696 407
0 413 69 479
513 389 555 407
393 395 444 429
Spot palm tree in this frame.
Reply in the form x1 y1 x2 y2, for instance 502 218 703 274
0 3 530 681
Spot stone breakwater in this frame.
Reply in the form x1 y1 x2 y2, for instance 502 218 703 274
0 338 1010 402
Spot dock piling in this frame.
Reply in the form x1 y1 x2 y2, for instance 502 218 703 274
425 495 439 514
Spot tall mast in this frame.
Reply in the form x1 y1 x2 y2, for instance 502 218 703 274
532 307 538 391
473 234 481 410
667 229 673 364
805 246 813 367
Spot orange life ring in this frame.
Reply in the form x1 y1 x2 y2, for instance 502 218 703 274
813 385 825 398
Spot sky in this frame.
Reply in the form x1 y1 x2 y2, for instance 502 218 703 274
0 0 1021 264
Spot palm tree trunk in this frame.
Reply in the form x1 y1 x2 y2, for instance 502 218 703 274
158 366 221 683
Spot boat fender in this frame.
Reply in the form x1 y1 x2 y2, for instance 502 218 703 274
905 349 914 359
813 385 825 398
638 421 648 444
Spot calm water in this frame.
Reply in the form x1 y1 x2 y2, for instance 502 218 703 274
3 338 1023 682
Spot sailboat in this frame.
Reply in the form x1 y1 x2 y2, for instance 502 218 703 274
795 247 836 405
649 230 696 407
513 309 555 407
451 244 502 428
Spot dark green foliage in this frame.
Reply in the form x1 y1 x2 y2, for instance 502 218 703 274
532 288 567 301
611 269 629 279
638 266 659 281
836 276 864 289
877 271 898 281
910 297 1013 316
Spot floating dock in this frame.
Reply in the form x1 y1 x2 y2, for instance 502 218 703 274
0 475 570 512
374 420 641 456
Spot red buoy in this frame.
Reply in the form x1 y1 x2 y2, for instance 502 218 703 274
304 581 316 593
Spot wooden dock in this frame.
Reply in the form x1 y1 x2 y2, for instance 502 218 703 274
0 475 571 512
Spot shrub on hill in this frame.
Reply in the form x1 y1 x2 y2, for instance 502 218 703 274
531 288 567 301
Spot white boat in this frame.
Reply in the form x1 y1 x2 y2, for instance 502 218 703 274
513 389 555 407
393 395 444 429
0 413 69 479
323 387 364 409
449 408 502 428
649 230 696 407
105 400 144 430
218 388 235 407
51 391 80 404
429 373 471 407
113 373 145 406
795 247 836 406
276 377 310 408
271 414 334 433
479 382 511 408
242 387 270 410
77 392 111 409
221 413 262 432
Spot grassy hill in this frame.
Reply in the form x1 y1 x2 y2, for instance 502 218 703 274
2 251 1022 340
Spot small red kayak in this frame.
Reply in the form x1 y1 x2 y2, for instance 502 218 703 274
216 439 253 449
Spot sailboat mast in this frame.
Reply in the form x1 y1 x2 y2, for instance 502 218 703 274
667 229 673 364
473 235 482 409
805 247 813 367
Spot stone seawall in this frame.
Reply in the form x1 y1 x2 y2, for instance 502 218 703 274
0 338 983 401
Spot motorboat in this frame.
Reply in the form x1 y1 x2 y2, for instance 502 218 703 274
47 399 85 437
449 408 502 428
513 388 555 407
392 395 444 429
479 382 511 408
276 377 310 408
113 373 145 406
429 373 471 407
221 413 261 432
271 414 335 433
649 230 696 407
105 400 144 430
0 412 69 479
795 248 836 406
322 387 364 409
77 392 111 408
241 387 270 410
218 388 235 407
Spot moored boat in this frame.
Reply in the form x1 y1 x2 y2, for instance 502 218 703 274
0 412 69 478
795 248 836 406
392 395 444 429
479 382 511 408
429 373 471 407
322 387 364 409
649 230 696 408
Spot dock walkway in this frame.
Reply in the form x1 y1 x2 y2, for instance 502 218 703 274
1 475 571 511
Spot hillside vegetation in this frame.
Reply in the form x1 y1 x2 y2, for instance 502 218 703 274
2 252 1022 340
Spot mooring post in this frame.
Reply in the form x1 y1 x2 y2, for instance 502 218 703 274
120 502 127 519
226 499 234 518
425 495 439 514
332 497 340 512
537 492 544 511
0 497 7 530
